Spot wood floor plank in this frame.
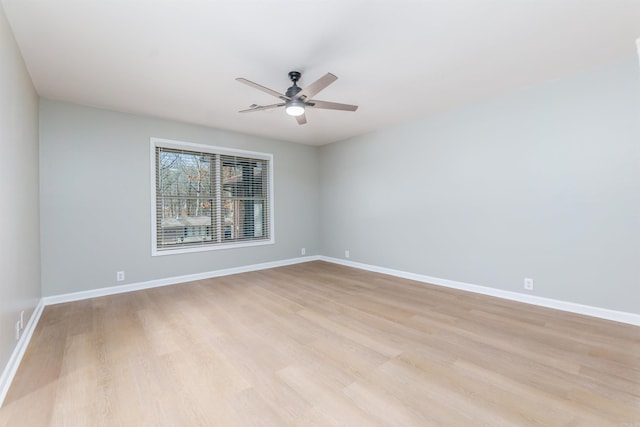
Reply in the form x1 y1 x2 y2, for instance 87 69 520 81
1 260 638 426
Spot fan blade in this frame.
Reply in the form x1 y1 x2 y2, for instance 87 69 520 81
295 73 337 100
239 103 285 113
307 100 358 111
295 113 307 125
236 78 290 100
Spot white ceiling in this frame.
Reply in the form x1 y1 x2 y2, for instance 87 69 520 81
2 1 639 145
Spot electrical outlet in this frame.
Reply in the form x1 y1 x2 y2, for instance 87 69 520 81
116 271 125 282
345 250 350 259
15 321 20 340
524 278 534 291
301 248 306 255
20 310 24 330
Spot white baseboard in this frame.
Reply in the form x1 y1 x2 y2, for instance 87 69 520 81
43 255 321 305
36 253 640 325
1 254 637 409
0 299 45 408
319 256 640 326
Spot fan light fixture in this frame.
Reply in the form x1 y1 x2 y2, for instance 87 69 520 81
285 99 305 116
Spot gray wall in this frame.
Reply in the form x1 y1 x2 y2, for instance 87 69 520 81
39 100 320 296
0 3 41 373
320 59 640 314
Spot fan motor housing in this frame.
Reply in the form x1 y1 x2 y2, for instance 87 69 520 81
286 71 302 98
286 85 301 98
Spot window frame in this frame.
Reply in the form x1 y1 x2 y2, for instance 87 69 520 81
150 137 274 256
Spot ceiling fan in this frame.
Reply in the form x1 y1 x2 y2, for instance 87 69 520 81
236 71 358 125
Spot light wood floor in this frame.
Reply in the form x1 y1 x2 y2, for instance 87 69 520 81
1 261 638 426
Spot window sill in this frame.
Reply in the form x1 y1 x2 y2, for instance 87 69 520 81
151 238 275 256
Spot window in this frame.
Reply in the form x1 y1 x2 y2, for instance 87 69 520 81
151 138 273 255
